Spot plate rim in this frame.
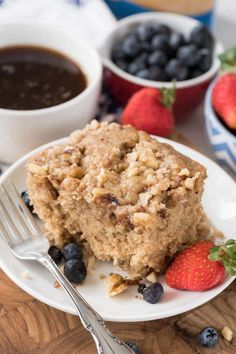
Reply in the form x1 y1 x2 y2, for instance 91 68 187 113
0 135 235 322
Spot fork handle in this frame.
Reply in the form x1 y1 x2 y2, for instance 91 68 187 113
38 255 134 354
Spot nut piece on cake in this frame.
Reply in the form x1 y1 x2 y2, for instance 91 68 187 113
27 121 208 277
106 273 128 296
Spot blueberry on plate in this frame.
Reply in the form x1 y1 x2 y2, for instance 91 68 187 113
151 34 172 57
121 34 140 58
190 24 214 49
136 69 150 80
63 243 83 262
169 32 185 50
143 282 164 304
21 190 34 213
125 341 141 354
137 283 146 295
165 59 189 81
149 66 167 81
154 23 172 37
177 44 200 67
137 23 155 41
197 48 212 72
48 245 63 265
198 327 219 348
64 259 87 283
147 50 167 67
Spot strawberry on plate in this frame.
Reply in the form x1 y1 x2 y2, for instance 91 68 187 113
121 87 175 137
166 241 225 291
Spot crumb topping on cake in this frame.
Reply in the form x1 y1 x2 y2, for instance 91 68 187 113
27 121 209 276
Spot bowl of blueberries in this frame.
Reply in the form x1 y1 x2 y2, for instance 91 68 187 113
100 12 223 119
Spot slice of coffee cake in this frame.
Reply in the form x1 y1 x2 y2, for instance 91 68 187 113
27 121 208 276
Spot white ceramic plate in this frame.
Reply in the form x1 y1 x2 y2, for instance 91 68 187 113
0 137 235 322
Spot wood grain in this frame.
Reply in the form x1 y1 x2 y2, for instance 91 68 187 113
0 271 235 354
0 131 235 353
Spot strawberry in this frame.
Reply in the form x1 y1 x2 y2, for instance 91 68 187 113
166 241 225 291
120 87 175 137
212 73 236 129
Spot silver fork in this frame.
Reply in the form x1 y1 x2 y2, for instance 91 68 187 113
0 182 135 354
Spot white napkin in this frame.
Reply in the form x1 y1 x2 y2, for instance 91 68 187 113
0 0 117 48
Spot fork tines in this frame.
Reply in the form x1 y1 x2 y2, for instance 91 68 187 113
0 182 39 246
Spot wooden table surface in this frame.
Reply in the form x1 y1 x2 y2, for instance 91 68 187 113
0 271 235 354
0 131 235 354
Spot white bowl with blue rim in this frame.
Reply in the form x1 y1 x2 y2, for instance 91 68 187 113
205 80 236 175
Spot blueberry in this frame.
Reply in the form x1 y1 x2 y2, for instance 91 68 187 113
197 48 212 72
151 34 173 57
177 44 200 67
149 66 167 81
137 23 155 41
111 44 126 61
128 61 145 75
148 50 167 66
190 24 214 49
140 42 151 52
127 52 148 75
138 283 146 294
64 259 87 283
125 341 141 354
114 59 128 72
137 51 149 64
63 243 83 262
154 24 171 36
143 283 164 304
165 59 189 81
190 68 204 79
21 190 34 213
136 69 150 80
198 327 219 348
121 34 140 58
48 245 63 264
169 32 185 50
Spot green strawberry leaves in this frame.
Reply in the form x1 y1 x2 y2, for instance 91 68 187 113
219 47 236 73
160 81 176 109
209 239 236 276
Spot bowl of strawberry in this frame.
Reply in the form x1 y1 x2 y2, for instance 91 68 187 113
205 47 236 175
100 12 223 120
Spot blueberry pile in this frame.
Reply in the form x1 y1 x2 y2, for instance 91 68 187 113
48 243 87 284
111 23 214 82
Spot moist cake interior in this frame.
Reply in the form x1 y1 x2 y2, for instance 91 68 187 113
27 121 209 276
